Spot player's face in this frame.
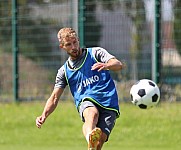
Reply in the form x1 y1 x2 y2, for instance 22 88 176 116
60 37 81 60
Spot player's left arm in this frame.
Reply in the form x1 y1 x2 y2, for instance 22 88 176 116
91 58 125 72
91 47 126 72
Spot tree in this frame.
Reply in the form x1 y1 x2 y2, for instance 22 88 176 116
83 0 121 47
174 0 181 56
123 0 146 80
0 1 12 52
0 0 59 62
84 0 101 47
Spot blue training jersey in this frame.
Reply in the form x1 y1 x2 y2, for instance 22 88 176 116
64 48 120 116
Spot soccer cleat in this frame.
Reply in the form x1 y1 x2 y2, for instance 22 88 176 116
88 128 102 150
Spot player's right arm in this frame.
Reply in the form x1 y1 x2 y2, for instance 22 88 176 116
36 87 64 128
36 66 67 129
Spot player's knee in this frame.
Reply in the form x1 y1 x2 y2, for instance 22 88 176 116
88 107 99 122
84 107 99 122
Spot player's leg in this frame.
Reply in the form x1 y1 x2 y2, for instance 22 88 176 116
79 100 117 150
96 106 117 150
79 101 101 150
84 106 117 150
82 106 99 136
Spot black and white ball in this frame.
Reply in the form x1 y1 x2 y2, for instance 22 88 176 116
130 79 160 109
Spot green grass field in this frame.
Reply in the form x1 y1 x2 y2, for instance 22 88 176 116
0 101 181 150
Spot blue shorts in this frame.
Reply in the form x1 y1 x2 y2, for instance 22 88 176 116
78 100 117 141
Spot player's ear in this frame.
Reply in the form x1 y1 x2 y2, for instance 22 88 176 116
59 43 63 48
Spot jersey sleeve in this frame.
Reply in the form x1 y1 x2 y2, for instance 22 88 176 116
54 66 67 89
92 47 115 63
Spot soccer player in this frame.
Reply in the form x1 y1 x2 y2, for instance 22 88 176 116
36 27 125 150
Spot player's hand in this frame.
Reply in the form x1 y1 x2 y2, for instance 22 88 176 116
36 116 46 129
91 62 108 72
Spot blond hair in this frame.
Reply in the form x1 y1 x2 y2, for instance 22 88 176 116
57 28 78 45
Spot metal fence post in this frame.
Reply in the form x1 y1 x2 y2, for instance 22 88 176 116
152 0 161 84
12 0 19 101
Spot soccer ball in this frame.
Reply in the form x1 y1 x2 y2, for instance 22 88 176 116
130 79 160 109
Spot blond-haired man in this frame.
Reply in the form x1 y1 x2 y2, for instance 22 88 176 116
36 27 124 150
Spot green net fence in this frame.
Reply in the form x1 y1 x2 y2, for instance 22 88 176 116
0 0 181 102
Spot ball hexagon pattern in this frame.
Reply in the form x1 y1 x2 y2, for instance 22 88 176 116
130 79 160 109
